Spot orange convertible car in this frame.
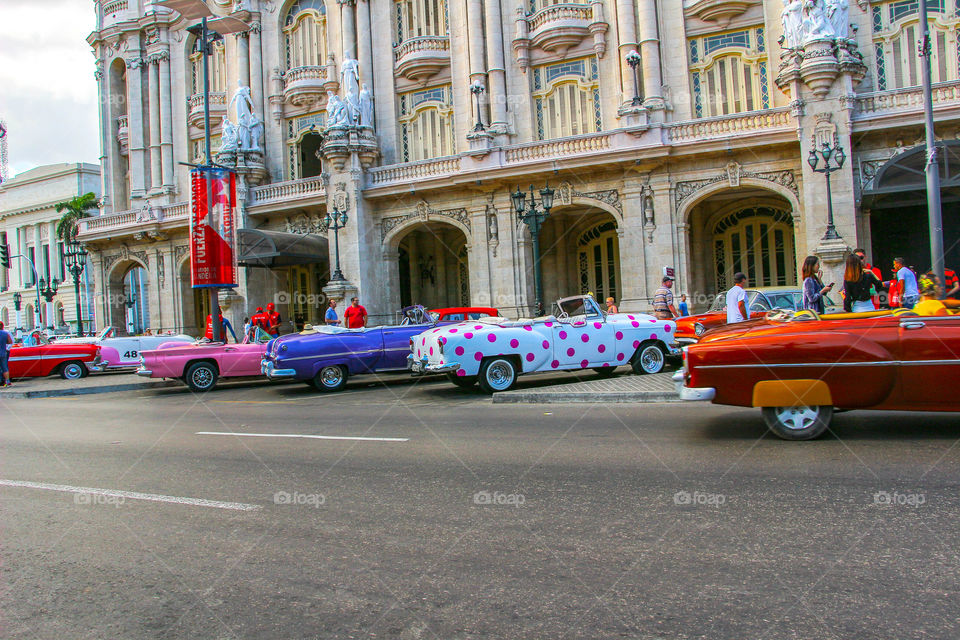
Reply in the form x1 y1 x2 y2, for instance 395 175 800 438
675 306 960 440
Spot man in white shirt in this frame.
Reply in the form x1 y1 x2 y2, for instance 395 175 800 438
726 272 749 324
893 257 919 309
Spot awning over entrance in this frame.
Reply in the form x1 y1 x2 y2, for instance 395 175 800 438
862 140 960 209
237 228 327 268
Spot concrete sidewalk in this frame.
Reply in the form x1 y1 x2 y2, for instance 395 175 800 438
0 372 179 399
492 370 679 404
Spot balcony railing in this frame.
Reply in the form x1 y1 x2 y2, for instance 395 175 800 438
76 201 189 239
504 131 612 163
667 107 793 143
529 3 593 53
367 156 461 187
853 80 960 119
283 66 329 107
394 36 451 81
187 92 227 129
248 176 327 209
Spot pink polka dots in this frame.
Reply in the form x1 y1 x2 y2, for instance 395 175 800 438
566 347 576 357
593 322 602 329
628 315 635 320
551 360 560 369
580 359 589 368
523 326 533 331
631 321 640 328
474 325 483 330
545 322 553 328
633 340 641 349
542 340 550 349
449 328 458 333
615 331 623 340
581 334 590 343
525 353 535 362
487 334 497 343
665 324 673 333
456 369 467 377
559 330 568 340
601 363 610 368
598 344 606 353
429 347 434 355
616 353 625 361
474 352 483 361
510 339 520 348
464 332 474 339
650 333 657 340
421 338 426 346
455 346 465 356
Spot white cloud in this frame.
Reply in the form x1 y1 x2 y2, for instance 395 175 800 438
0 0 100 178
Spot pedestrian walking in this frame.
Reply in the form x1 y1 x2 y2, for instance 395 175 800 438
0 321 13 387
342 297 368 329
325 299 340 325
842 253 883 313
726 272 749 323
884 257 919 309
854 248 883 308
652 276 678 320
678 294 689 317
801 255 833 313
242 317 251 338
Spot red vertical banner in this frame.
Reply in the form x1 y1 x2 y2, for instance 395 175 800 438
190 167 238 288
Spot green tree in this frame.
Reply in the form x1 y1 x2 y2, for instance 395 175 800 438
55 192 99 243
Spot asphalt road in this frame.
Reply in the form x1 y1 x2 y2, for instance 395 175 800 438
2 373 960 639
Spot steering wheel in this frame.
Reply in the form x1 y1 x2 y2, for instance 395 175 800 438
791 309 820 322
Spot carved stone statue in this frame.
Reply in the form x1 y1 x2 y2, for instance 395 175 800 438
826 0 849 39
345 81 360 125
340 56 360 102
802 0 831 40
229 83 254 126
326 91 349 128
358 83 374 128
243 112 264 153
220 119 239 153
781 0 804 48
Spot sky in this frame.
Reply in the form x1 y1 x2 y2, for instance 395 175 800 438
0 0 101 179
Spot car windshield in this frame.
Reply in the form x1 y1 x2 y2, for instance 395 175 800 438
400 306 431 325
765 292 798 310
555 297 602 319
707 294 725 313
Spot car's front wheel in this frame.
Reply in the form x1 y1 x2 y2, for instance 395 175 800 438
478 358 517 394
60 361 88 380
312 365 348 393
447 373 478 389
631 342 665 375
761 405 833 440
184 361 219 392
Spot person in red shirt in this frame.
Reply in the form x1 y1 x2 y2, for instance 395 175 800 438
944 267 959 300
854 248 883 309
265 302 282 336
204 307 237 342
251 306 267 331
342 297 368 329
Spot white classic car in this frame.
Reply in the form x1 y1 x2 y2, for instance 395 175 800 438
55 327 195 370
408 295 678 393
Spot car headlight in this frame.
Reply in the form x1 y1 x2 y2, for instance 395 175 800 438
694 322 705 336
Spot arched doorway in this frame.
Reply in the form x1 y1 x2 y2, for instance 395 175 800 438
863 142 960 274
539 208 622 305
299 132 324 178
179 258 206 336
686 187 797 308
25 304 35 330
394 222 470 309
107 261 150 335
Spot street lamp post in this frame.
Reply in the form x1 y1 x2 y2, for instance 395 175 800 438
625 50 643 107
470 80 486 132
324 208 348 282
125 291 139 335
39 277 60 330
512 184 555 316
64 240 88 335
918 0 945 289
807 135 847 241
12 291 22 334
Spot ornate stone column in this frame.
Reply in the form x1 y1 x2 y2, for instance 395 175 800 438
483 0 507 136
157 48 174 193
615 0 638 105
125 53 148 201
237 31 250 88
147 53 163 194
637 0 664 117
248 19 265 118
357 0 374 94
339 0 357 60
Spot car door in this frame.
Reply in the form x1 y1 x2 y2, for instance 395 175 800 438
553 315 617 368
8 345 43 378
380 324 429 370
897 316 960 408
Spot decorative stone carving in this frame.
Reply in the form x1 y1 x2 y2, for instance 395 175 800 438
642 185 656 242
380 203 471 242
284 213 325 235
512 1 608 69
674 168 799 213
726 161 741 187
572 188 623 215
781 0 849 48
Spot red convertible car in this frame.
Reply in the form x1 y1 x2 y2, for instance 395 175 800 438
7 337 104 380
675 306 960 440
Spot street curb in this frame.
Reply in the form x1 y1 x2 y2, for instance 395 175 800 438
0 380 180 399
492 390 681 404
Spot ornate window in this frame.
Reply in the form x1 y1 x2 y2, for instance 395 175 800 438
284 0 327 70
712 207 795 291
395 0 448 43
577 221 620 305
190 38 226 95
286 112 327 179
398 85 455 162
871 0 959 91
532 57 602 140
689 27 769 118
190 137 222 164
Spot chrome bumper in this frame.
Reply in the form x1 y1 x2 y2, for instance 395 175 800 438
86 358 107 373
135 366 153 377
408 354 461 376
667 343 683 356
261 359 297 379
675 337 697 346
672 370 716 401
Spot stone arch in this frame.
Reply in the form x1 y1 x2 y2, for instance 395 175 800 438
385 218 473 311
678 177 802 228
107 259 150 335
383 213 472 251
538 205 622 305
176 253 205 335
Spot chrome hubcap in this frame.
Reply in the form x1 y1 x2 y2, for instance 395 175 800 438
64 364 82 379
640 346 663 373
486 361 514 390
192 368 213 388
775 406 819 430
321 366 343 387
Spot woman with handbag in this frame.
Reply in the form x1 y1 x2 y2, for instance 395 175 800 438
842 253 883 313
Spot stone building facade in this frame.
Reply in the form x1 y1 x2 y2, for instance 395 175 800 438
0 163 100 334
80 0 960 334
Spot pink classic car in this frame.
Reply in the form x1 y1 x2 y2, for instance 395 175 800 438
136 328 272 392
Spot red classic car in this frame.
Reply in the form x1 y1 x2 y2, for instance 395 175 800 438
7 336 104 380
674 287 840 345
429 307 499 323
675 306 960 440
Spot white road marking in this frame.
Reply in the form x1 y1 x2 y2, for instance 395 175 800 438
195 431 409 442
0 479 261 511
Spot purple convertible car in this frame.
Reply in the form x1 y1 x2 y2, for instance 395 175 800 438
261 306 456 392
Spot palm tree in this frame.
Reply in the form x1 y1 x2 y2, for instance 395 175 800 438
55 192 99 243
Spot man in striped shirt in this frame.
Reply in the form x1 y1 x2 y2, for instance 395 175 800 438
652 276 678 320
